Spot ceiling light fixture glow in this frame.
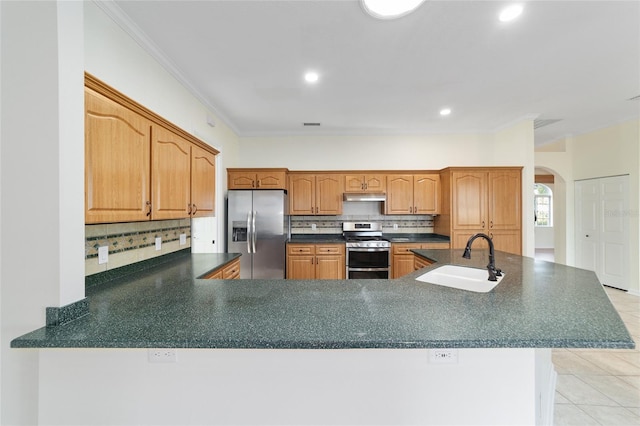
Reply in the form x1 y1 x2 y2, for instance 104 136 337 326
440 108 452 116
361 0 426 19
304 71 319 83
499 4 523 22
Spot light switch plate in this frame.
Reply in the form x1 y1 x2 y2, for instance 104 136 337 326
179 234 187 245
155 237 162 251
98 246 108 264
311 224 317 231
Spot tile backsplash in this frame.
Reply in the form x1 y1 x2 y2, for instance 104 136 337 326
291 201 434 235
85 219 191 276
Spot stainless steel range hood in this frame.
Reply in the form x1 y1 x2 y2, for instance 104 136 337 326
343 193 386 202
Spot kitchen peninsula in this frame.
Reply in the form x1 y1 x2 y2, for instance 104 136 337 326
12 248 632 425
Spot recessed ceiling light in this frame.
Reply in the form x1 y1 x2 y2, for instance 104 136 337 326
304 71 319 83
499 4 523 22
440 108 452 116
361 0 426 20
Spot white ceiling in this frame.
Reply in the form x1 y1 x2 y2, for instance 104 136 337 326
108 0 640 146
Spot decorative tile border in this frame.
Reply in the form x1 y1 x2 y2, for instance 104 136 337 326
291 215 435 235
85 220 191 259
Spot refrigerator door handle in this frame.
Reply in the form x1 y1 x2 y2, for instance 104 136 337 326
246 212 252 253
252 210 257 253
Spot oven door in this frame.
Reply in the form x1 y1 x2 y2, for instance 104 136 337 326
346 247 389 279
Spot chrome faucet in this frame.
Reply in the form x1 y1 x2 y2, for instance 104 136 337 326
462 233 502 281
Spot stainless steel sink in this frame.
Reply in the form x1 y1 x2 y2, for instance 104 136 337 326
415 265 504 293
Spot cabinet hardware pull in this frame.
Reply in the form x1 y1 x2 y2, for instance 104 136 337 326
482 220 485 228
490 220 493 228
316 206 319 214
252 180 256 188
257 180 261 188
414 206 417 213
146 201 152 217
188 204 192 214
192 204 198 215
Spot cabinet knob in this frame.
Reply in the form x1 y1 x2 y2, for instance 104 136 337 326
146 201 152 217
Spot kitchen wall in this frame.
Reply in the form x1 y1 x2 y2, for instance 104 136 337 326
238 119 536 255
291 201 434 234
85 219 191 276
535 118 640 295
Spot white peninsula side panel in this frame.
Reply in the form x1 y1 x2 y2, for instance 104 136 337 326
39 348 555 425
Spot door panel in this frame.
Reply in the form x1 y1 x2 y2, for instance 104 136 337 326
253 191 286 279
452 172 486 229
152 126 191 219
227 191 253 278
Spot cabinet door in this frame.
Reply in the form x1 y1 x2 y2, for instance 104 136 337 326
85 89 151 223
316 255 345 279
488 171 521 230
414 174 440 214
152 126 192 220
316 174 343 215
393 255 416 278
364 174 386 192
386 175 413 214
289 175 316 215
489 230 521 255
256 171 286 189
452 230 489 250
452 172 487 230
191 145 216 217
344 175 365 192
228 172 256 189
287 255 315 279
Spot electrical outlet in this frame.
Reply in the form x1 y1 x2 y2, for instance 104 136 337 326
148 349 177 363
179 233 187 245
429 349 458 364
155 237 162 251
98 246 108 264
393 223 399 230
311 223 317 231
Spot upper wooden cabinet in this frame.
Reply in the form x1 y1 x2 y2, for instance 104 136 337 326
289 173 343 215
84 73 218 224
436 167 522 254
191 145 216 218
152 125 192 220
344 174 386 193
85 88 152 223
386 174 440 215
227 168 287 190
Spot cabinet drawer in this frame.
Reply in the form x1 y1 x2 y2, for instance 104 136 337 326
287 244 315 255
222 259 240 279
392 243 423 255
315 244 345 255
414 255 433 270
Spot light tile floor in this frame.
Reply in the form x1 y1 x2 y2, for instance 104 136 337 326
553 286 640 425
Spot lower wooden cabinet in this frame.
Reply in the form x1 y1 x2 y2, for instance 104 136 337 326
203 258 240 279
286 243 345 279
414 255 433 271
392 242 449 278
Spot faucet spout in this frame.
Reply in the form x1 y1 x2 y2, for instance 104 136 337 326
461 233 502 281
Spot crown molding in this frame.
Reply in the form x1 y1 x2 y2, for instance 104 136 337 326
91 0 239 136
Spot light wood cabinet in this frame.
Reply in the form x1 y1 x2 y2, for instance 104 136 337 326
227 168 287 190
203 258 240 279
286 244 345 279
191 145 216 217
344 174 386 193
391 242 449 278
414 255 433 271
288 174 343 215
152 126 192 220
152 126 217 220
386 174 440 215
436 168 522 255
85 88 152 223
84 73 218 224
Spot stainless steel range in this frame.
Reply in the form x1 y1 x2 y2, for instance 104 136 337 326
343 222 390 279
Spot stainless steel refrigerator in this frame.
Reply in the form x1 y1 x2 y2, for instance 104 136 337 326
227 190 288 279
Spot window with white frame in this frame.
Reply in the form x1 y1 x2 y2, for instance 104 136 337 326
534 184 553 227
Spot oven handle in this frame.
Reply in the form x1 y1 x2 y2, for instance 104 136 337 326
347 267 390 272
346 247 390 252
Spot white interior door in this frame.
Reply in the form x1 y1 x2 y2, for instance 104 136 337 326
600 176 629 289
575 175 629 290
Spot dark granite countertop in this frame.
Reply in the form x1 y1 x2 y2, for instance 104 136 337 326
11 249 634 350
287 233 450 244
384 233 450 243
